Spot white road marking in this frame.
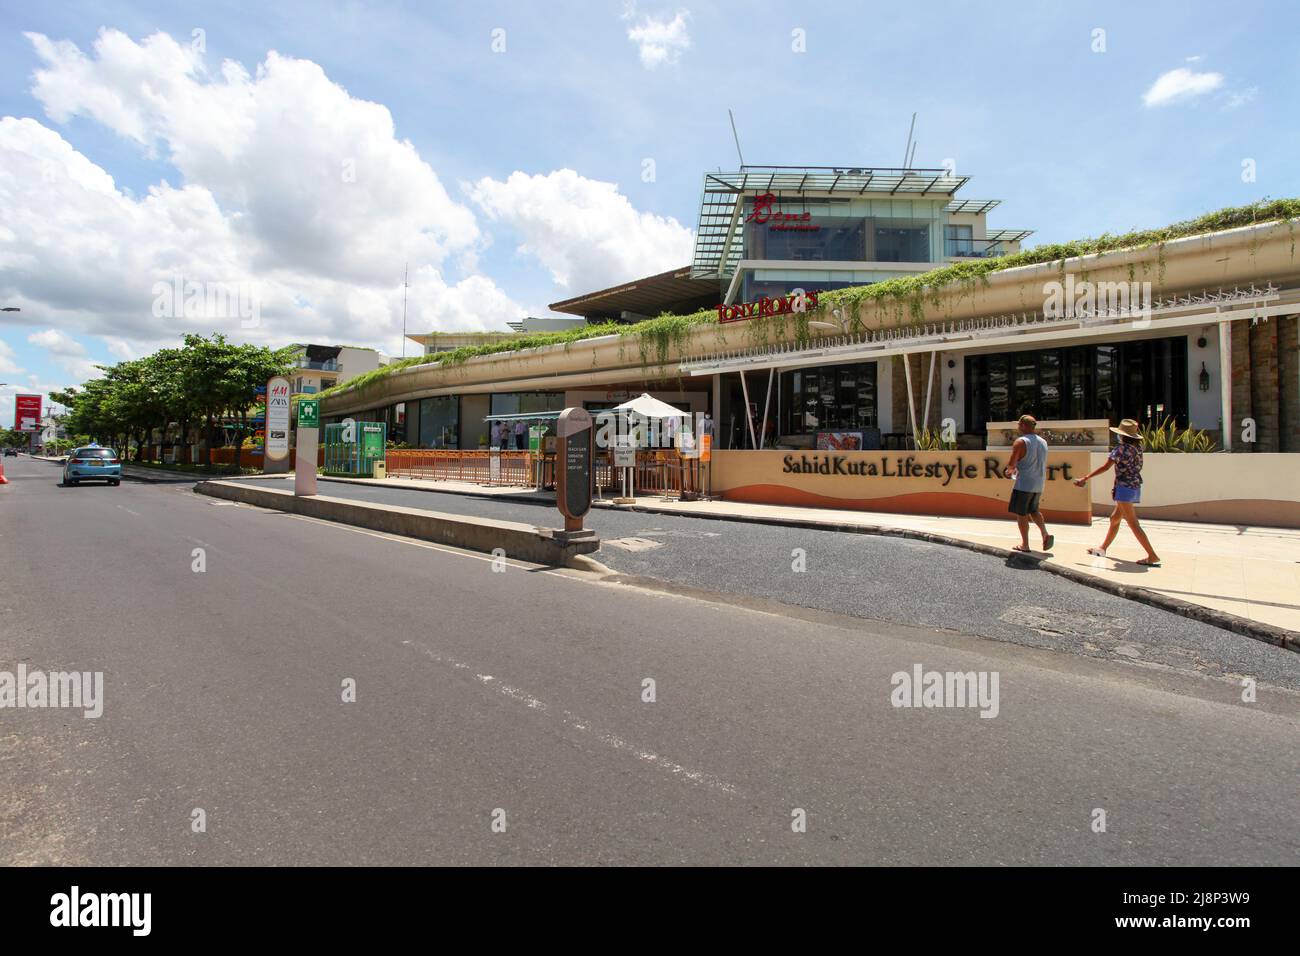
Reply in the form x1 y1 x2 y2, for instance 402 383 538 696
115 505 141 516
402 639 739 796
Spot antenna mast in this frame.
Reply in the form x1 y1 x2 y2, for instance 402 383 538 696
902 112 917 169
728 109 745 167
400 263 409 358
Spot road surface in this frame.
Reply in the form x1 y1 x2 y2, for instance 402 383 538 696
1 456 1296 865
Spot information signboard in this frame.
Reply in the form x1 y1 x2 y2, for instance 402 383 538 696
555 407 593 523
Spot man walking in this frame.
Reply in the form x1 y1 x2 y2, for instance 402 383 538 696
1005 414 1055 553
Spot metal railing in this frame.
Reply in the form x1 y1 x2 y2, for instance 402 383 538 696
384 448 699 496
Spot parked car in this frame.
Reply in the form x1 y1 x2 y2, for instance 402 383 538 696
2 447 17 457
62 445 122 486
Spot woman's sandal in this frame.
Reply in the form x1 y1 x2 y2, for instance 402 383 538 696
1087 547 1107 557
1137 557 1161 567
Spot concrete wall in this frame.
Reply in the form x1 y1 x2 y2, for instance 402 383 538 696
1088 451 1300 527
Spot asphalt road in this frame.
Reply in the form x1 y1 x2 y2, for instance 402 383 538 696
240 476 1300 691
2 455 1297 865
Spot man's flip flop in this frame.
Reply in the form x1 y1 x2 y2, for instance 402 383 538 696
1011 545 1033 553
1137 558 1161 567
1043 535 1055 550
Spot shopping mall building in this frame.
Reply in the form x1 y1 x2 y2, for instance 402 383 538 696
320 166 1300 526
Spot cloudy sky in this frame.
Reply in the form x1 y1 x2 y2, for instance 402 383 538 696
1 0 1297 423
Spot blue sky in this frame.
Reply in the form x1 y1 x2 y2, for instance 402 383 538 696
2 0 1297 424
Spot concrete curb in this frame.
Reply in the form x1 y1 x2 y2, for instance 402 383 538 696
326 476 1298 652
195 479 599 567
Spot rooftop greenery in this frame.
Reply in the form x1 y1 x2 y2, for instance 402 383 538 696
318 197 1300 404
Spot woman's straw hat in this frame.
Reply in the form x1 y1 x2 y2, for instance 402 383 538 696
1109 418 1143 441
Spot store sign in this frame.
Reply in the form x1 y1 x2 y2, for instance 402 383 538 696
716 290 819 324
265 376 291 463
14 394 41 431
745 192 820 232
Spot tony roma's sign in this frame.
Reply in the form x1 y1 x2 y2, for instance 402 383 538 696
716 290 819 324
711 449 1093 524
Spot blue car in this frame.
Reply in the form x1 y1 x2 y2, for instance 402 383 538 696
62 445 122 486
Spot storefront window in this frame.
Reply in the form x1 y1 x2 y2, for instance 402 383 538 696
490 392 564 417
780 362 877 435
387 402 406 444
419 397 459 448
965 338 1188 431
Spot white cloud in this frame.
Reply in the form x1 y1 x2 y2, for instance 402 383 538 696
27 328 86 357
1223 87 1258 110
0 337 24 376
1 29 530 391
626 11 691 69
1143 67 1225 107
467 169 695 294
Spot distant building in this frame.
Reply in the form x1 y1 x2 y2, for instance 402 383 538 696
288 344 380 394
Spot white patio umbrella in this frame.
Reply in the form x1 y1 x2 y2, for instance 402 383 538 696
613 393 687 419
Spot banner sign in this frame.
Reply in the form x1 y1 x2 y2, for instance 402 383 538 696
816 431 865 451
15 394 41 431
265 377 291 465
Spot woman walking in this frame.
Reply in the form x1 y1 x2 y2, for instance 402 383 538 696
1074 418 1160 567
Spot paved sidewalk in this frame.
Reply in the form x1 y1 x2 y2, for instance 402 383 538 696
305 473 1300 638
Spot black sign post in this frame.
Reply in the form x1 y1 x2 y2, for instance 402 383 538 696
555 407 594 541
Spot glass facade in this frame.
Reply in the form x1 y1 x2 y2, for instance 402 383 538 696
744 217 868 262
489 392 565 417
780 362 878 435
965 337 1189 432
873 221 930 262
740 276 861 301
419 396 459 448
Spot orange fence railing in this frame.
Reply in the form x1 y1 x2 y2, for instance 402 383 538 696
384 448 704 496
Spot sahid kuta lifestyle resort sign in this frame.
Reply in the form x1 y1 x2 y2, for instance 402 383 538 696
708 449 1093 524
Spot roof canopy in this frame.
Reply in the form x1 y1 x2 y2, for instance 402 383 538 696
483 411 564 423
549 266 719 320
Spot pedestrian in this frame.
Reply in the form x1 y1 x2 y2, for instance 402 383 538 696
1005 414 1055 553
515 420 526 451
491 422 503 449
1073 418 1160 566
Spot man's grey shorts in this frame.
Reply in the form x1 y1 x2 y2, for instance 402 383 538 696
1008 489 1042 516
